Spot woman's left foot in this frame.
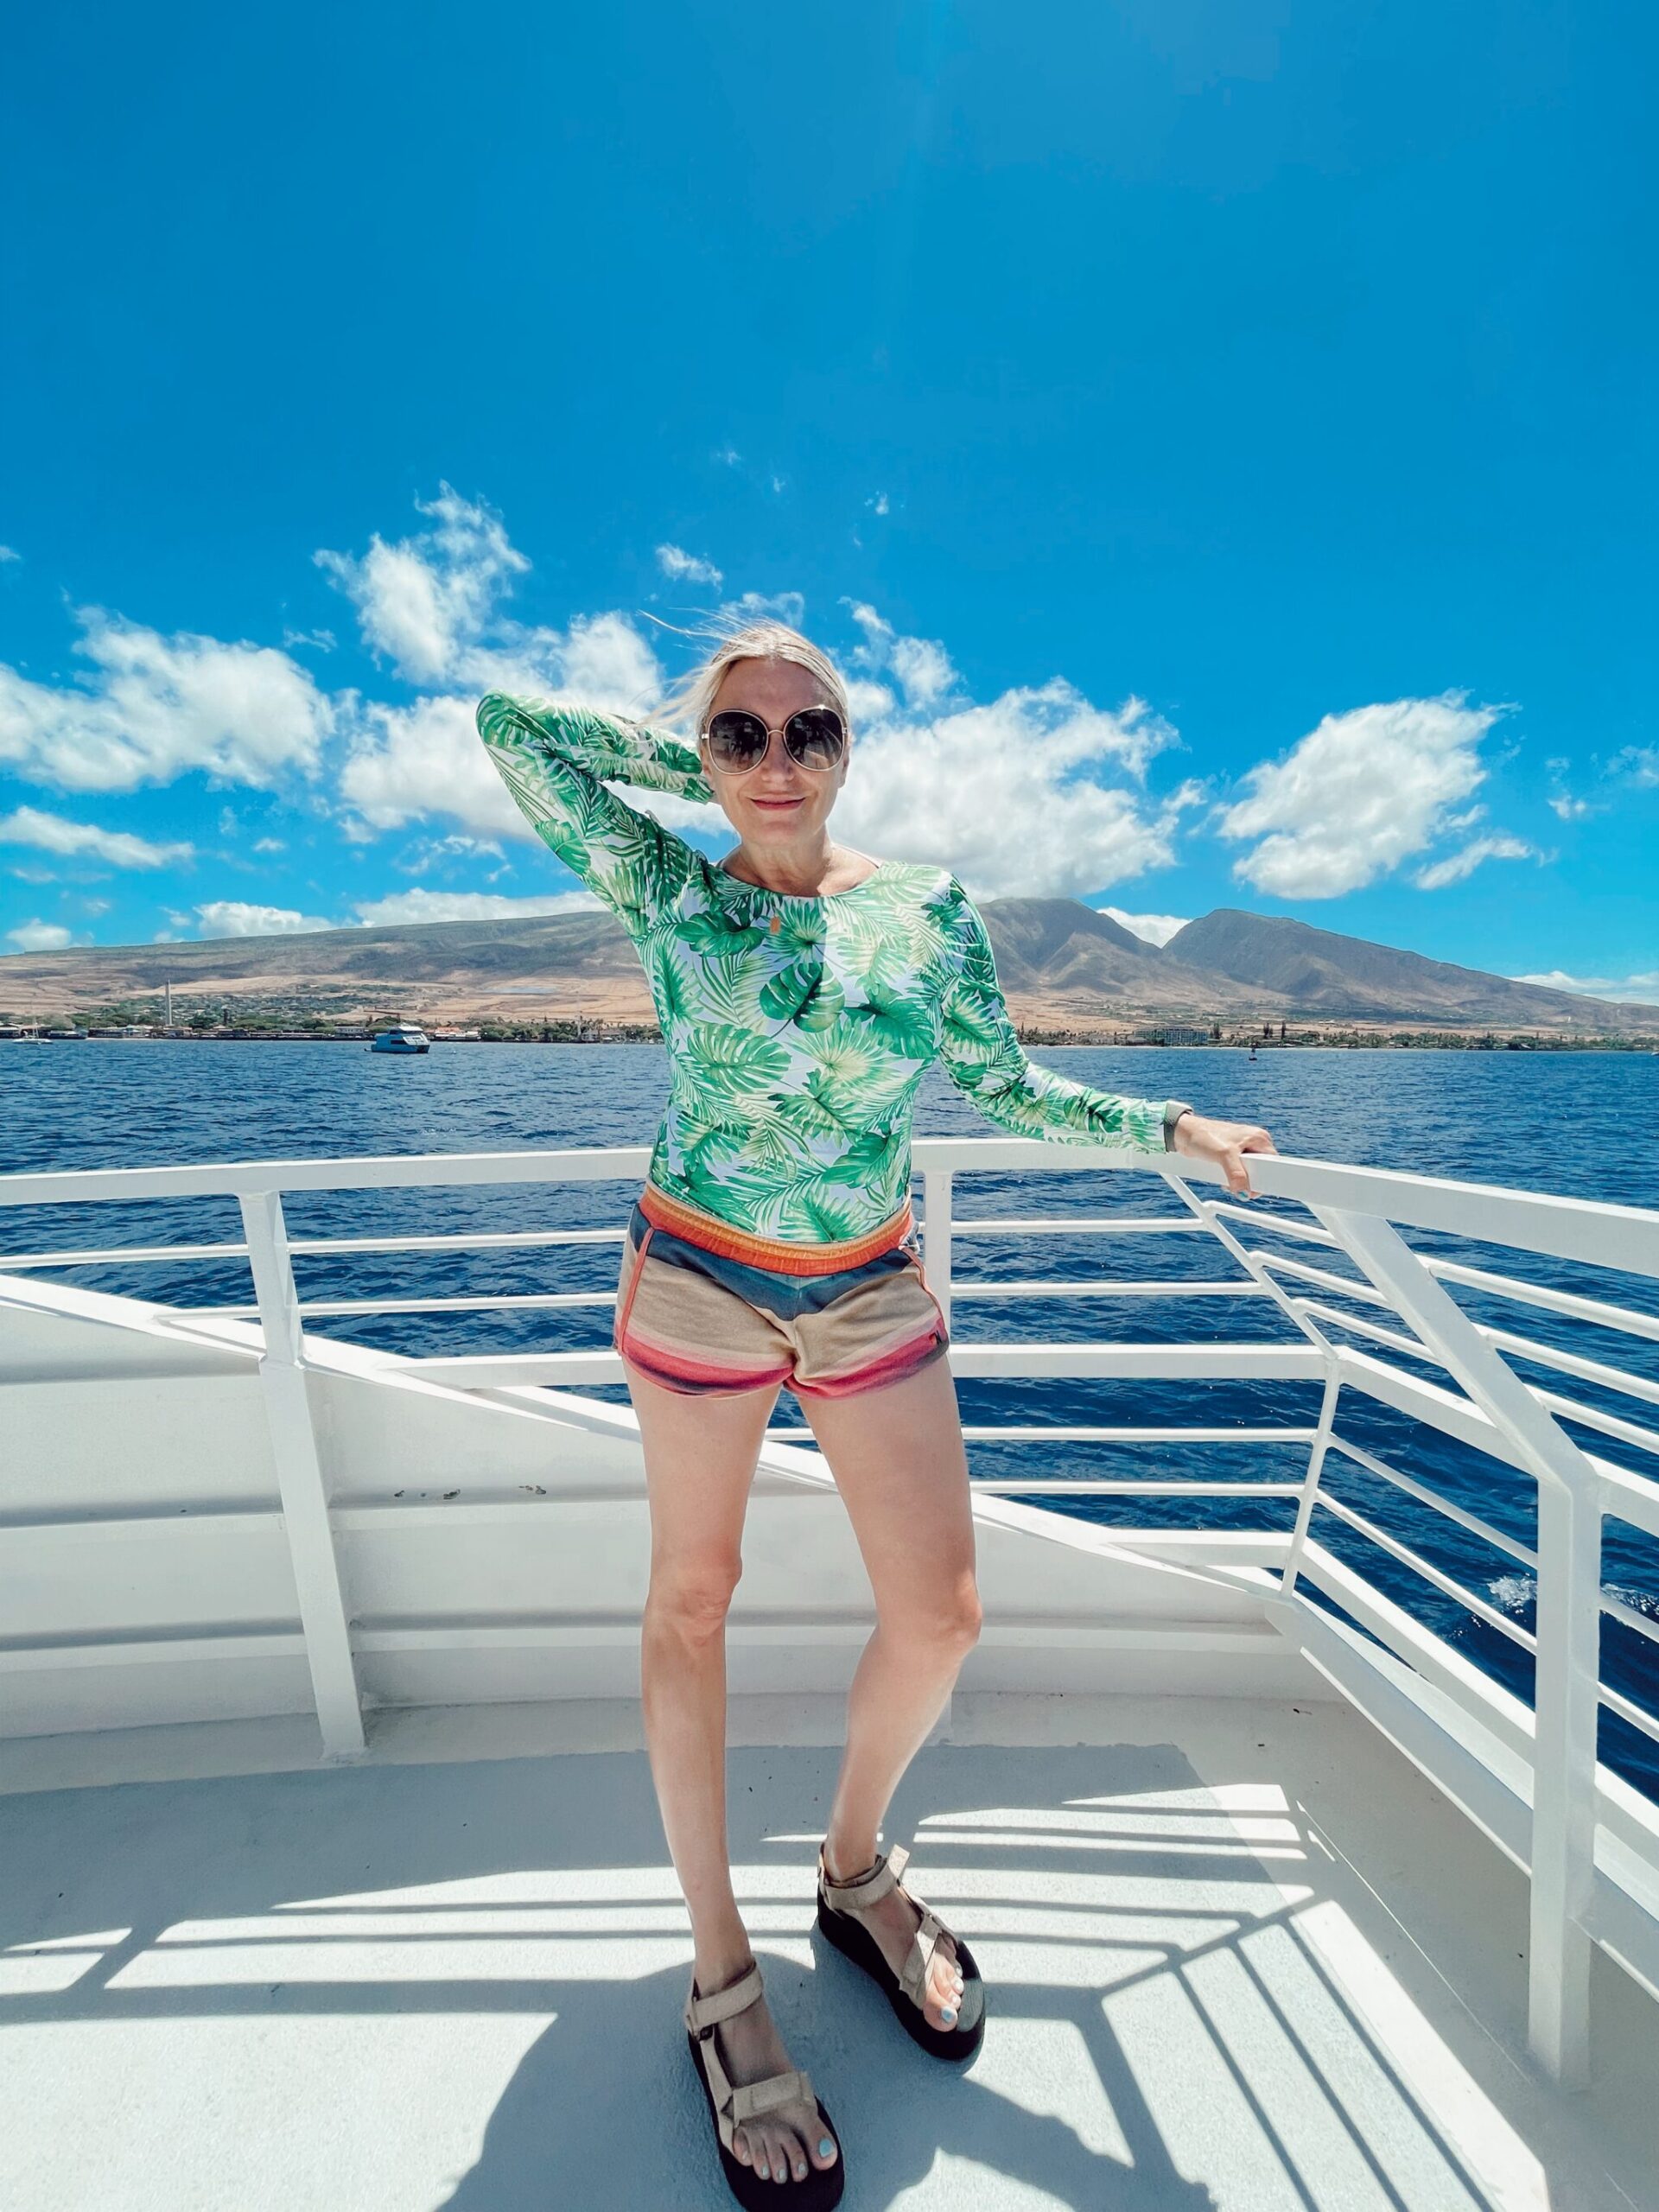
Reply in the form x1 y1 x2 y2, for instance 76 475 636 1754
819 1840 965 2031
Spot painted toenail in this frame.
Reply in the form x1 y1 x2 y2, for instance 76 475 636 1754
794 2163 807 2177
940 2005 957 2023
818 2138 835 2158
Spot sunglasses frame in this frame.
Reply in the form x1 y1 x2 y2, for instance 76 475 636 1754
700 705 848 774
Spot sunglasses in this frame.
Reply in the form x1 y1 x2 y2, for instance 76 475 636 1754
702 706 846 773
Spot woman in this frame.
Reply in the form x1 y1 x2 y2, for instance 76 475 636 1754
477 620 1274 2209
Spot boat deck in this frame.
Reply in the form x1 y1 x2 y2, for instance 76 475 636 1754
4 1691 1655 2212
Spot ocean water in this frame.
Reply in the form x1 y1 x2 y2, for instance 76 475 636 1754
3 1040 1657 1798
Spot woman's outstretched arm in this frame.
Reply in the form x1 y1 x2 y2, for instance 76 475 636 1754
476 693 715 924
935 877 1276 1193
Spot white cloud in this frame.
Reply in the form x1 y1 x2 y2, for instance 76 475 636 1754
394 833 505 875
326 492 671 845
0 609 336 794
316 484 528 687
1414 833 1539 890
5 918 72 951
891 636 957 709
847 602 958 708
867 493 890 517
252 836 286 855
713 447 741 467
339 694 542 842
845 678 895 725
549 611 660 708
1544 757 1597 821
720 588 807 631
833 674 1189 900
656 543 723 589
336 613 689 845
194 901 336 937
1611 747 1659 789
0 545 19 563
353 887 601 926
0 805 193 869
1220 695 1504 898
1103 906 1192 947
1512 968 1659 1007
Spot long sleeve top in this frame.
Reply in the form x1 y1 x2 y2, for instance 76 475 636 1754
477 692 1182 1242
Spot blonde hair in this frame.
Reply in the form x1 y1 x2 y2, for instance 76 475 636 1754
643 614 853 739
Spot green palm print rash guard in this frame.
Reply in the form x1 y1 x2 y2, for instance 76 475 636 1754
477 693 1179 1243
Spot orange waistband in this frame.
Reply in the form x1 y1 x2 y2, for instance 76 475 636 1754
637 1181 913 1276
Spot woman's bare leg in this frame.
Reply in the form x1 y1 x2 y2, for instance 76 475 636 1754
626 1358 839 2184
798 1355 981 2031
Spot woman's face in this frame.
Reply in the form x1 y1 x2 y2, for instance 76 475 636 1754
699 656 849 849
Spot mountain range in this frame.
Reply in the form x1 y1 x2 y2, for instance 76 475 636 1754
0 900 1652 1034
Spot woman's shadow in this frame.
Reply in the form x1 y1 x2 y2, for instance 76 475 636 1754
436 1935 1220 2211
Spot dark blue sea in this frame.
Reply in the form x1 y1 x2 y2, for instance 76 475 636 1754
3 1041 1657 1800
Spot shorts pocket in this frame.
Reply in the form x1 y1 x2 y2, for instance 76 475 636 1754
613 1222 655 1351
904 1249 950 1348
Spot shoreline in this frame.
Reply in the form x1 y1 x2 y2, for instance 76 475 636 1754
5 1028 1656 1053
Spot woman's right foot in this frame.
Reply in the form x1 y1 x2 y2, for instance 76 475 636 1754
696 1961 840 2185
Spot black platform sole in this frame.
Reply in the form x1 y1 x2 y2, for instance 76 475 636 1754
684 2031 846 2210
817 1895 987 2063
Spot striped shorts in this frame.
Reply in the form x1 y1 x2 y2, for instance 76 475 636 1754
613 1181 951 1401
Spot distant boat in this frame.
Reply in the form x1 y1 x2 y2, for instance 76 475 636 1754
370 1022 429 1055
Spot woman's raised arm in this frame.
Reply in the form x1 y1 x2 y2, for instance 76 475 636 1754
476 693 715 925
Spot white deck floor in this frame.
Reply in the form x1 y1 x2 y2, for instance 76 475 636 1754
3 1692 1656 2212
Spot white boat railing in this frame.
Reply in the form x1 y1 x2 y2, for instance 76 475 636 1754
2 1134 1657 2088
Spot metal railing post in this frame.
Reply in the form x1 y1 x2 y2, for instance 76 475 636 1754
1314 1204 1600 2088
239 1188 365 1759
922 1168 953 1331
1529 1471 1603 2086
1281 1365 1341 1599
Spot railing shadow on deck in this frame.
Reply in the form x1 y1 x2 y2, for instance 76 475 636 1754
0 1736 1617 2212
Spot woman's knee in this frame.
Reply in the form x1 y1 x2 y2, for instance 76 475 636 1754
645 1552 744 1643
882 1569 982 1656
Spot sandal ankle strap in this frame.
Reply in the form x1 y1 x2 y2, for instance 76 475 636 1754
821 1842 957 2016
819 1840 910 1909
683 1957 765 2036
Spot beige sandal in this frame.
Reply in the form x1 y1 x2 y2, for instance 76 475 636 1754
683 1958 844 2208
817 1841 986 2061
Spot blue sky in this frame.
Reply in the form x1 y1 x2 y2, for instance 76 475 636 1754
2 1 1655 998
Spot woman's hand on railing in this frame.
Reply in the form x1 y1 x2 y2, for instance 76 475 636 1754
1169 1112 1279 1198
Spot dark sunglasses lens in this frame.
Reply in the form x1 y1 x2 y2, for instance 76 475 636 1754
785 709 845 769
706 710 768 768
